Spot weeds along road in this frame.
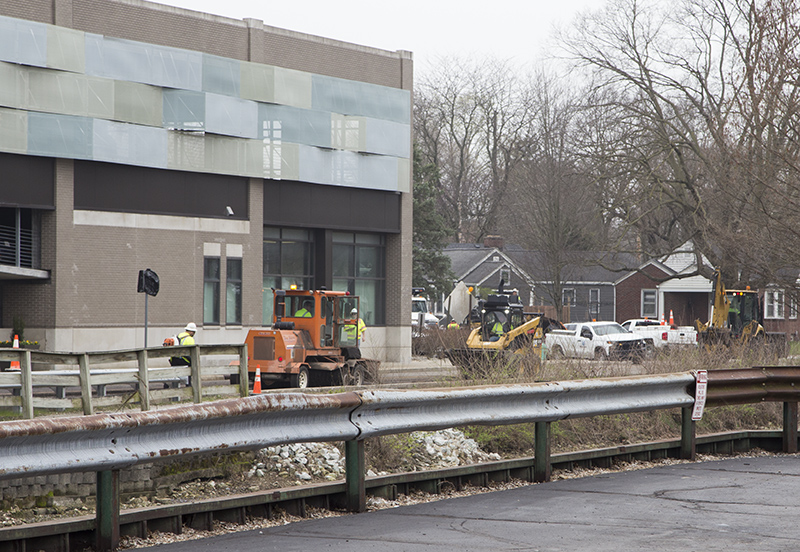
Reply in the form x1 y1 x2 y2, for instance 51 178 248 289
379 356 653 386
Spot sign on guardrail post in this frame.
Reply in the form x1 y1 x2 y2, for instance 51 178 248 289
692 370 708 421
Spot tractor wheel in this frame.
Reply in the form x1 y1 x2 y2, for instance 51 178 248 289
290 366 310 389
352 364 366 387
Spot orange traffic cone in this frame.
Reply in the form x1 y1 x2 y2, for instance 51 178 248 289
669 310 675 326
9 335 20 370
252 365 262 395
659 312 665 325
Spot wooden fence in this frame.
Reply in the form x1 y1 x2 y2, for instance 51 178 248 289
0 344 249 418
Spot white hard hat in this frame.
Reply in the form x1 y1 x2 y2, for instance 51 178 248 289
185 322 197 332
351 308 358 314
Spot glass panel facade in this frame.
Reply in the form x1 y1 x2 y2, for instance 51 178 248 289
332 232 385 325
202 53 240 97
204 257 220 325
0 14 410 190
226 258 242 325
93 119 168 168
312 74 411 124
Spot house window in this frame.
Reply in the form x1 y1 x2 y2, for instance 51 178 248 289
562 288 576 307
500 268 510 283
203 257 220 325
226 258 242 325
589 288 600 319
765 289 784 319
263 227 315 324
641 289 657 318
332 232 385 325
789 295 798 320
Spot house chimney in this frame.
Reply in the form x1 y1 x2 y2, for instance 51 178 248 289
483 235 504 250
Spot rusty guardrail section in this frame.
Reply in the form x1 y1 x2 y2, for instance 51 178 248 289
706 366 800 406
0 392 361 478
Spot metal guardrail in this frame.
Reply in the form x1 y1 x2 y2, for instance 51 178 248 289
0 344 249 417
353 373 695 437
0 367 798 551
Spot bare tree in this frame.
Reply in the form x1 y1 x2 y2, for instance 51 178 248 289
561 0 800 291
507 72 606 318
414 58 540 243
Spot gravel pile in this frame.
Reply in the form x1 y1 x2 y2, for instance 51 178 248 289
245 428 501 482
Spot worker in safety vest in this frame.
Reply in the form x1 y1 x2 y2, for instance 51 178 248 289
488 316 504 342
344 308 366 345
170 322 197 366
447 320 460 329
294 299 313 317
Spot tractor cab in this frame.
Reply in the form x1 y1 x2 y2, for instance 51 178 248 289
725 289 762 339
274 289 360 349
479 293 526 342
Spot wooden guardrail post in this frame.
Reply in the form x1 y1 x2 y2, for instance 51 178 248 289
238 344 249 398
96 469 120 552
190 346 201 403
534 421 551 482
79 353 93 415
783 401 798 453
345 439 365 512
680 407 696 460
137 350 150 411
20 350 33 419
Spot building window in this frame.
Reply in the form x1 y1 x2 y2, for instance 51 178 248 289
562 288 576 307
500 268 510 284
0 207 39 269
263 227 315 324
203 257 220 325
332 232 385 325
641 289 657 318
226 258 242 325
789 295 798 320
589 288 600 319
765 289 785 319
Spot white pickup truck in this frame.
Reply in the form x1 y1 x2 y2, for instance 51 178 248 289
545 321 647 361
621 319 698 355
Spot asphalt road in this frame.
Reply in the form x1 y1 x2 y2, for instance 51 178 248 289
136 455 800 551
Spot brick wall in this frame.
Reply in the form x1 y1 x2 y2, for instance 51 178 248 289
615 265 668 322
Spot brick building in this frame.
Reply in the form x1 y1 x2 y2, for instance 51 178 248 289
0 0 413 362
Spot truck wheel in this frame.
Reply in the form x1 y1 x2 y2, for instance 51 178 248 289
352 364 366 386
594 348 608 361
644 341 656 359
290 366 309 389
549 345 564 359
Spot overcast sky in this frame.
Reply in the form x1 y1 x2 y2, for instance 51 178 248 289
152 0 605 73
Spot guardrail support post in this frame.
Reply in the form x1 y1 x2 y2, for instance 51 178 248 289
79 353 94 415
137 350 150 411
20 350 33 419
534 421 551 482
238 344 249 398
680 407 695 460
96 469 120 552
783 401 798 453
190 346 201 403
345 439 365 512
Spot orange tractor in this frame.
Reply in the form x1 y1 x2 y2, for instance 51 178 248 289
237 288 378 389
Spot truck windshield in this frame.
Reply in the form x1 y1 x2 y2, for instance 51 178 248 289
593 323 627 335
412 299 427 313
